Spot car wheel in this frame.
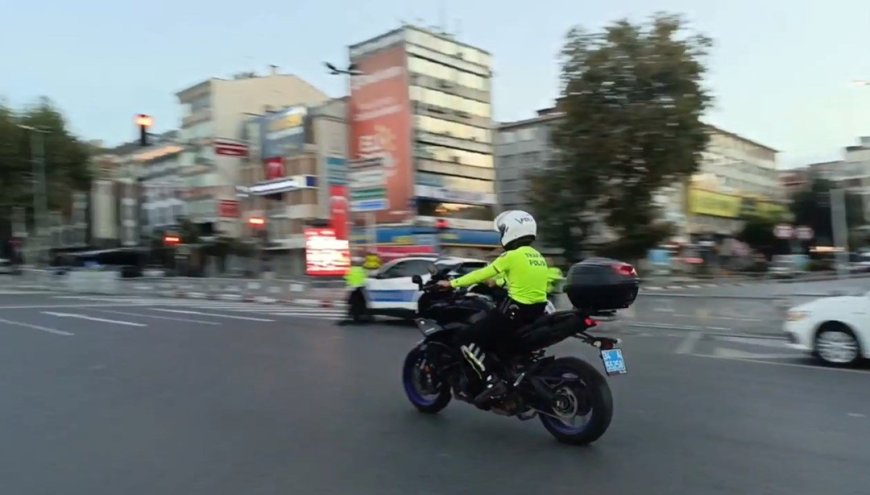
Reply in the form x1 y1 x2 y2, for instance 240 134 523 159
814 323 861 366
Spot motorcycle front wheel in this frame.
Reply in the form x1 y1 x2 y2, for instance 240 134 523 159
537 357 613 445
402 347 452 414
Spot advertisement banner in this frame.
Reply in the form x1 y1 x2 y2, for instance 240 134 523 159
349 44 412 223
304 228 350 277
689 187 787 220
261 107 307 159
688 188 742 218
264 157 285 181
218 200 240 218
329 185 349 240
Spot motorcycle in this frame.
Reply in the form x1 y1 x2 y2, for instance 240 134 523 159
403 259 638 445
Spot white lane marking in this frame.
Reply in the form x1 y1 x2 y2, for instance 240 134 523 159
0 316 74 336
689 353 870 374
712 347 798 360
42 311 147 327
0 303 155 310
151 308 275 322
266 312 344 320
91 309 222 326
717 336 790 349
847 413 866 418
675 332 703 354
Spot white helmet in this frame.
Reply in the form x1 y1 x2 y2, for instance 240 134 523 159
493 210 537 247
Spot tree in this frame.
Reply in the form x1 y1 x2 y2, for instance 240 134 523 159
530 13 713 261
737 214 787 259
0 97 92 237
790 178 865 246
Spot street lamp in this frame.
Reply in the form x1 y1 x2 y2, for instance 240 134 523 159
17 124 49 266
324 61 371 252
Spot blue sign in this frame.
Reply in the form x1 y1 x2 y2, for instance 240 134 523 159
260 107 307 159
352 199 388 212
326 157 346 185
350 226 500 248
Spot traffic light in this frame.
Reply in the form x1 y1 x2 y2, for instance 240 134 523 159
163 234 180 246
136 114 153 146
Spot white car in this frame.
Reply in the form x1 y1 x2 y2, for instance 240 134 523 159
352 256 488 321
783 291 870 366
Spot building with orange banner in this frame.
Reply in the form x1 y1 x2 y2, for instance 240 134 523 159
347 25 500 257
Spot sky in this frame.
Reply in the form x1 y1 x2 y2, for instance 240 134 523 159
2 0 869 169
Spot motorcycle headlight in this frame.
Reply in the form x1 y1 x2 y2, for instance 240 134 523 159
786 310 811 321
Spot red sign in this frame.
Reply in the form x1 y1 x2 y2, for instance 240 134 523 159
304 228 350 277
218 200 240 218
265 157 285 180
330 185 349 240
214 139 248 157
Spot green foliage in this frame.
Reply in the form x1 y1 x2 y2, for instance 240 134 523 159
790 178 865 245
531 13 713 260
737 214 787 257
0 97 92 227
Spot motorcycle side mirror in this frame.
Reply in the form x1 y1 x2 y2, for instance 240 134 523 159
411 275 423 285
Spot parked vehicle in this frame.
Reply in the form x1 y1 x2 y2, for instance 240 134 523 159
402 257 639 445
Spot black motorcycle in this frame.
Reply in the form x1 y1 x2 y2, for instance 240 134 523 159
402 258 639 445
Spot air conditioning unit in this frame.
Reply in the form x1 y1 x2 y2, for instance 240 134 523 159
439 80 452 89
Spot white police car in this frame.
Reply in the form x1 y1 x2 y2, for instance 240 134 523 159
351 256 487 321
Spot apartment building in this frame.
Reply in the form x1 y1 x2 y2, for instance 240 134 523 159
175 68 329 240
237 97 348 276
347 24 501 257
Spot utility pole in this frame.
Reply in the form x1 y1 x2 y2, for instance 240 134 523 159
324 61 366 255
18 124 49 266
831 188 850 279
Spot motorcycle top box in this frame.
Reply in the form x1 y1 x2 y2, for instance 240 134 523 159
564 257 639 311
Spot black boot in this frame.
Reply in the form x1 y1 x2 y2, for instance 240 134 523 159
460 343 508 407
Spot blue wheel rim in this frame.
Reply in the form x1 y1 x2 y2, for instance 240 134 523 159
540 369 593 435
403 352 440 407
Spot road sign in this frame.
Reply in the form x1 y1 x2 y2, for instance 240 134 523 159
773 224 793 239
795 226 814 240
349 158 386 212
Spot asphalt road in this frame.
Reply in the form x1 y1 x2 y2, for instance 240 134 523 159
1 292 869 495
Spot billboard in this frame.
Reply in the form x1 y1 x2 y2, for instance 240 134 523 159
261 106 307 160
349 44 412 223
688 187 787 220
304 228 350 277
329 185 349 240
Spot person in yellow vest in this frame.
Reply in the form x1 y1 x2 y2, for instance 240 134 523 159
339 257 370 325
546 260 564 295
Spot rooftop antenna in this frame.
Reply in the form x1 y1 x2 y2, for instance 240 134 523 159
439 0 447 35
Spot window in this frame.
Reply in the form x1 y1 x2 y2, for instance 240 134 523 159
409 86 490 117
381 259 434 278
407 56 487 91
415 144 493 168
416 115 491 143
452 261 487 276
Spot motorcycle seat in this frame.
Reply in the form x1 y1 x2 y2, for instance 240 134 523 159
515 310 578 334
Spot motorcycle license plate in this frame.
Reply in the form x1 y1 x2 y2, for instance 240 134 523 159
600 349 627 375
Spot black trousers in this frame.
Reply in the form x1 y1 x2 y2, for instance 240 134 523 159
452 298 547 355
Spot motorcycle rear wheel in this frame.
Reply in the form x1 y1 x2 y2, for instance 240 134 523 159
537 357 613 445
402 347 452 413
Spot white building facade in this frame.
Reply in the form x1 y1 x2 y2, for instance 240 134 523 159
175 69 329 239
